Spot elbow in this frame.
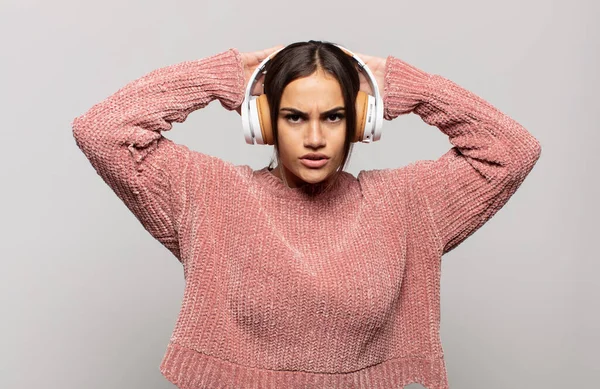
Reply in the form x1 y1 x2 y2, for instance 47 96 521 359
71 115 84 144
524 134 542 167
532 137 542 160
71 114 101 157
508 134 542 181
71 115 89 150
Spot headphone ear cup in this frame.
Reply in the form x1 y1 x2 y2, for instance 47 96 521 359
256 94 274 145
354 91 368 143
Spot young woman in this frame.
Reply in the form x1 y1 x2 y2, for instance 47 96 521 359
72 40 541 389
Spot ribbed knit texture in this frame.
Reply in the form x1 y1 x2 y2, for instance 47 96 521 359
72 48 541 389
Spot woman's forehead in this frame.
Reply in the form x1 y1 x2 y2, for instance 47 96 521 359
280 73 343 110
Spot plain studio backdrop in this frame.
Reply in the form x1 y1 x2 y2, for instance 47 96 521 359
1 0 597 388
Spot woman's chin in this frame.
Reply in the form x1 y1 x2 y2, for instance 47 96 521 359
297 168 331 185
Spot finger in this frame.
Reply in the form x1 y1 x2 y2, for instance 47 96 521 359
268 44 285 53
259 44 285 61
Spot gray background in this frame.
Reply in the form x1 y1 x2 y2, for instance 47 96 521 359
1 0 597 388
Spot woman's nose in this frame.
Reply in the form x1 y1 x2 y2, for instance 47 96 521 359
306 120 325 143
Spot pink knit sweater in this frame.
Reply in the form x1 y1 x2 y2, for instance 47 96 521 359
72 48 541 389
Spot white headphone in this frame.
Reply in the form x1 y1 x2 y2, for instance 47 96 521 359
240 43 384 145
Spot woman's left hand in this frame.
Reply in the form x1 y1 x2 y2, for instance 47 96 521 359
353 52 386 97
235 44 285 115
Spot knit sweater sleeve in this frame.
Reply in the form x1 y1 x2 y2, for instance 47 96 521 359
381 56 542 255
71 48 245 261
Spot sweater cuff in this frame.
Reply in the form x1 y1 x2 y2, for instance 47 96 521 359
194 48 246 112
383 56 433 120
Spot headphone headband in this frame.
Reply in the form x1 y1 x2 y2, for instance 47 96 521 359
241 43 384 145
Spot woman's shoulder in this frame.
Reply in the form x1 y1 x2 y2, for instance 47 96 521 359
357 161 423 191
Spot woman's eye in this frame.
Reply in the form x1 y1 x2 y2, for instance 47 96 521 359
328 113 344 122
286 114 302 123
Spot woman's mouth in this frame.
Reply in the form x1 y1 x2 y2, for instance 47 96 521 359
300 158 329 168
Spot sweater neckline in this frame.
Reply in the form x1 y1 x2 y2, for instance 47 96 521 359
254 166 355 201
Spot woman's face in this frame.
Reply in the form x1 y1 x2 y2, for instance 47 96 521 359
271 68 347 188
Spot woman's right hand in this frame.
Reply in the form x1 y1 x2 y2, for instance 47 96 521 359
235 44 285 115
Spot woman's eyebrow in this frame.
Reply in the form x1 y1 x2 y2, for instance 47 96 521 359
279 106 345 116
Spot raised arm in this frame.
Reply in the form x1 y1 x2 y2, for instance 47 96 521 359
71 49 245 262
383 56 542 255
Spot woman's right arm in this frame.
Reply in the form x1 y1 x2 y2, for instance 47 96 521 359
71 48 245 262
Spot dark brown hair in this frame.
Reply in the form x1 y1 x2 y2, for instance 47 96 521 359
263 40 360 188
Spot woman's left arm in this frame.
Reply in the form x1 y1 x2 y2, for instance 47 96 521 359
383 55 542 255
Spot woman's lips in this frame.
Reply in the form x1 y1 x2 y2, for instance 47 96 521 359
300 158 329 168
